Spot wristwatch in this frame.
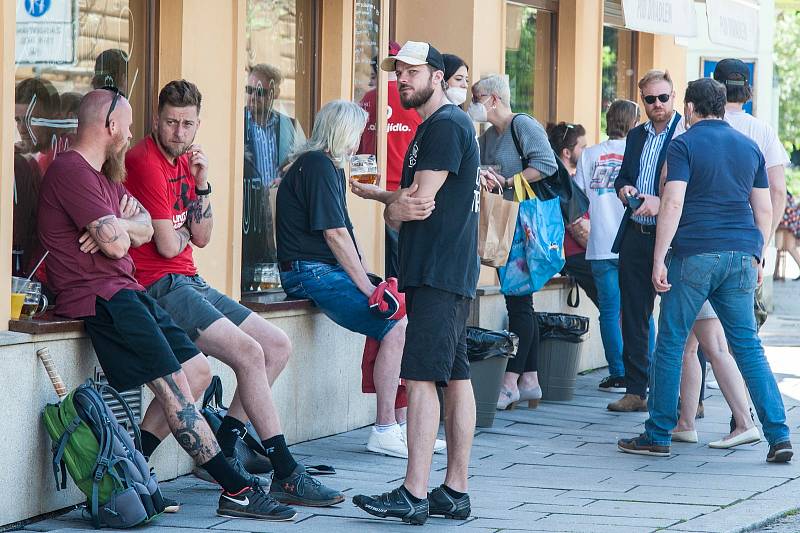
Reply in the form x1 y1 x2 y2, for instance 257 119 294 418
195 182 212 196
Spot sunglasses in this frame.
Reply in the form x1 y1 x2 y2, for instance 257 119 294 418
100 85 125 128
246 85 273 98
560 123 575 144
642 93 670 105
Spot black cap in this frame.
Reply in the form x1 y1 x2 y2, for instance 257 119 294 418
713 58 749 87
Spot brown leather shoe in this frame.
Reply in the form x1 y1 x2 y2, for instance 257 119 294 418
607 394 648 412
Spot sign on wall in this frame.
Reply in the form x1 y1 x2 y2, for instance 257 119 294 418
706 0 759 53
622 0 697 37
15 0 77 65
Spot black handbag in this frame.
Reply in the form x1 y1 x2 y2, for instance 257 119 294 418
200 376 274 475
509 114 590 224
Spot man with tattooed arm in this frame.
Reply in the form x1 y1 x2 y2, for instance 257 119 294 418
38 88 296 520
124 80 342 508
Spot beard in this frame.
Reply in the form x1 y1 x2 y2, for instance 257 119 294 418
399 82 435 110
102 134 129 183
156 128 194 159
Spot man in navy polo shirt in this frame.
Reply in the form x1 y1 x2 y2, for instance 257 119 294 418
617 78 792 463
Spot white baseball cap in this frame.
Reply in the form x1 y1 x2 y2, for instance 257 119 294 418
380 41 445 72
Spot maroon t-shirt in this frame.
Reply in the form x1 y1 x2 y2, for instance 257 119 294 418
38 150 143 318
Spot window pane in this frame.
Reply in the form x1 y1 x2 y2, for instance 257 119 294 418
242 0 315 293
13 0 147 279
601 26 635 136
354 0 381 157
505 2 553 123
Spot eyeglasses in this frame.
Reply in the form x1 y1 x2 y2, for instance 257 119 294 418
642 93 670 105
471 93 489 104
246 85 273 98
100 85 125 128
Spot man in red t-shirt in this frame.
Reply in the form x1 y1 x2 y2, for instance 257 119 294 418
125 80 342 507
39 89 294 520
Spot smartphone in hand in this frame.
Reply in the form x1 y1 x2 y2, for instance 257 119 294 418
626 194 644 211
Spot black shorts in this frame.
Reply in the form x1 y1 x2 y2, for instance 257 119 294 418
82 289 201 392
400 286 471 386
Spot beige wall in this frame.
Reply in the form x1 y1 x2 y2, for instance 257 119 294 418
0 1 13 327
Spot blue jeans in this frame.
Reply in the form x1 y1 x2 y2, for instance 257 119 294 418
645 251 790 446
590 259 656 379
279 260 398 341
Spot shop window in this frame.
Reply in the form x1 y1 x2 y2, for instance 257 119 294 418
354 0 381 157
505 1 556 124
242 0 317 293
601 26 637 136
13 0 151 279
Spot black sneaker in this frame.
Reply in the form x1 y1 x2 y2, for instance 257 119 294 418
767 441 794 463
217 483 297 521
617 433 670 457
270 464 344 507
428 485 470 520
598 376 625 393
193 456 272 487
353 485 429 525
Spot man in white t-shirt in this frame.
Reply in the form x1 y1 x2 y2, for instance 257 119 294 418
575 99 655 393
714 58 790 235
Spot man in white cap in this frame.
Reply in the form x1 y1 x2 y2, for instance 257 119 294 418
352 40 481 526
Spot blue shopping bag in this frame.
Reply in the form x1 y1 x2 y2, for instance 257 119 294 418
498 176 565 295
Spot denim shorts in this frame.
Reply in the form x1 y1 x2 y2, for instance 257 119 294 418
146 273 253 341
280 260 399 341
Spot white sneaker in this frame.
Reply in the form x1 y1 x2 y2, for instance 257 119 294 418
402 424 447 455
366 424 408 458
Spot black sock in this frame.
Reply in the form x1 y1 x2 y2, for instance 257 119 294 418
217 415 247 458
262 434 298 479
401 485 424 503
140 430 162 461
201 452 250 494
441 484 466 499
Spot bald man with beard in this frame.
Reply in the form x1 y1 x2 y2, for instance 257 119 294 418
37 88 298 522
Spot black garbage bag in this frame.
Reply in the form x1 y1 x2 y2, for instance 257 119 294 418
536 312 589 343
466 327 518 362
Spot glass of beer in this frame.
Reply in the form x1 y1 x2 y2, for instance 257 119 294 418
261 263 282 291
350 154 379 185
11 277 48 319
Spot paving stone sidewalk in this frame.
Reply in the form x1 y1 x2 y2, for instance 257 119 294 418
25 288 800 533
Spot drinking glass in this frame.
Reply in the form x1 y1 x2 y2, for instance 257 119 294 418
350 154 379 185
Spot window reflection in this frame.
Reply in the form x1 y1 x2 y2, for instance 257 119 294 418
242 0 314 293
601 26 636 136
354 0 380 157
12 0 145 280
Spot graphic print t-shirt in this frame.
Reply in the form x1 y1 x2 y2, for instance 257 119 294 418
398 104 481 298
574 139 627 260
125 136 198 287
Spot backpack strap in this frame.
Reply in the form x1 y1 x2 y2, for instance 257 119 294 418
96 383 143 452
53 416 82 490
509 114 532 168
202 375 225 411
567 277 580 308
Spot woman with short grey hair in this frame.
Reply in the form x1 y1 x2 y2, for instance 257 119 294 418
469 74 558 410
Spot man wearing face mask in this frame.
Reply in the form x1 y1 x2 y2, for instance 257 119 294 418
125 80 345 508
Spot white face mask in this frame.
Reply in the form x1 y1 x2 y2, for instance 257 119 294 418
467 102 488 122
446 87 467 106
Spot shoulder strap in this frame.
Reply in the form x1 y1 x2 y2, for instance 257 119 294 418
509 114 531 167
567 277 580 308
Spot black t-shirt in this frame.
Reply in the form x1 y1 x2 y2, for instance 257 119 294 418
398 104 481 298
276 150 357 264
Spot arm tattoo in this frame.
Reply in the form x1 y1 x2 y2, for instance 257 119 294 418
177 226 191 251
202 202 213 219
188 198 213 225
89 215 119 244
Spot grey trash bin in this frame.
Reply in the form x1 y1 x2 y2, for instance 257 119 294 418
439 328 518 428
536 313 589 402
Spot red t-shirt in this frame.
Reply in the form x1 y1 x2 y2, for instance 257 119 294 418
124 136 198 287
564 213 590 257
356 81 421 192
38 151 143 318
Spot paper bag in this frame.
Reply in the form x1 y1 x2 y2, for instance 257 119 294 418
478 189 519 267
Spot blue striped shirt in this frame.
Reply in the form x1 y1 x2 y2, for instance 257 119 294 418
632 112 679 225
245 109 279 186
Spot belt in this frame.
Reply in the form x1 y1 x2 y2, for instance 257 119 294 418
628 219 656 235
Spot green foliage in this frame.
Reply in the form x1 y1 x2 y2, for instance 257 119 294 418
775 9 800 151
786 166 800 197
506 8 537 114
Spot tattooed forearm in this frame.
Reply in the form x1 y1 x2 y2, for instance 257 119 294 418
188 197 213 225
176 226 191 252
89 215 119 243
202 202 213 219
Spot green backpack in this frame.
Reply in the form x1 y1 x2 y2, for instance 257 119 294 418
42 380 166 529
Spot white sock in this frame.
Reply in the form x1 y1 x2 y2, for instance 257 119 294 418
374 422 398 434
